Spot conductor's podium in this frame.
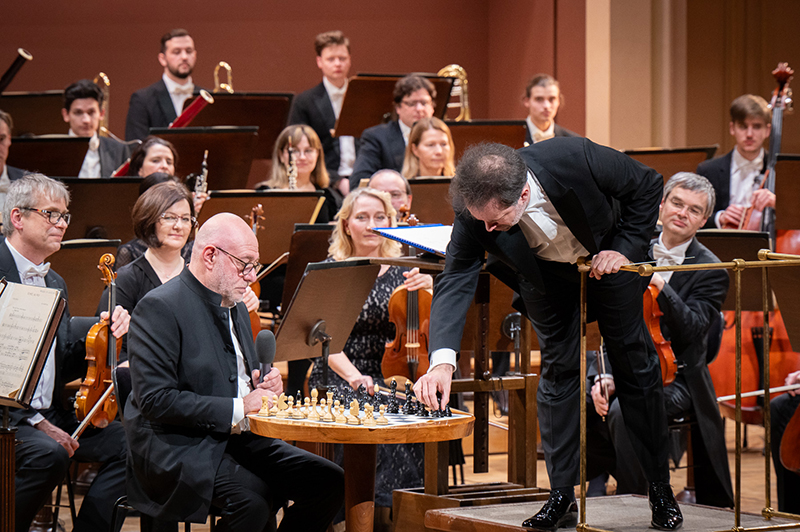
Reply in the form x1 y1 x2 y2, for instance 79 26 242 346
249 407 474 532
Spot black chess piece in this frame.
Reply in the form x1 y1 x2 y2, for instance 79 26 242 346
295 390 302 407
402 393 414 415
417 400 429 417
444 404 452 417
387 379 399 413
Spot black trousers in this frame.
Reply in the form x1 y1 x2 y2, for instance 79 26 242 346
521 260 670 489
15 408 127 532
770 392 800 514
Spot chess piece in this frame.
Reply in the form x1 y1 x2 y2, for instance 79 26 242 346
258 395 270 416
303 397 311 418
269 394 279 416
326 391 334 414
417 399 429 417
321 399 334 422
388 379 399 414
334 400 346 423
363 404 377 426
347 399 361 425
275 393 289 418
376 404 389 425
286 396 296 418
308 389 320 421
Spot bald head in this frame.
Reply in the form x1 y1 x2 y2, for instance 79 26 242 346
190 213 259 307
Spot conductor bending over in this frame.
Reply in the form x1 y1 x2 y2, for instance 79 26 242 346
414 140 683 531
125 213 343 532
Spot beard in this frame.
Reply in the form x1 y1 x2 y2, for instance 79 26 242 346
168 64 192 80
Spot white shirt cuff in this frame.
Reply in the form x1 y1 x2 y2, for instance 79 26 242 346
429 348 457 372
714 211 723 229
231 398 244 426
28 413 45 427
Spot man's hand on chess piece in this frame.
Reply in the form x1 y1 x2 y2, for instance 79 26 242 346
414 363 453 410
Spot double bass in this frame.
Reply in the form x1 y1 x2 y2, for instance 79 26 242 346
74 254 121 435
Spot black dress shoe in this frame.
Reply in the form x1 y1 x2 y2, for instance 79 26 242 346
649 481 683 530
522 490 578 531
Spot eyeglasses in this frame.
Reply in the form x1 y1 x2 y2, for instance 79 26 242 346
401 98 433 108
287 148 318 158
160 213 197 226
21 207 71 225
667 197 706 219
215 246 262 277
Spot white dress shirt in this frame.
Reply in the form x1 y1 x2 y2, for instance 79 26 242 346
652 233 691 283
229 310 252 433
70 130 101 178
399 120 411 145
0 165 10 209
715 148 765 228
322 76 356 177
526 117 555 143
6 239 56 425
162 73 195 119
428 171 589 371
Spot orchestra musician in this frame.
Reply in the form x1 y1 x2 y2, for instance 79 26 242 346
368 169 412 218
61 79 131 178
290 30 357 197
0 109 25 208
414 140 683 531
125 29 201 141
307 187 432 514
128 135 177 178
401 116 455 179
522 74 578 145
349 75 437 190
589 172 734 508
3 173 130 532
696 94 772 229
125 212 343 532
770 370 800 514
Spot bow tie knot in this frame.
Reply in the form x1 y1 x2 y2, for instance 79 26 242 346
172 85 194 96
21 263 50 283
533 130 553 143
653 243 684 266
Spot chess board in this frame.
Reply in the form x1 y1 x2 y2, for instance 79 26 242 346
254 406 470 427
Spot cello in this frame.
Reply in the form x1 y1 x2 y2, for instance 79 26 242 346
74 254 121 433
381 211 433 382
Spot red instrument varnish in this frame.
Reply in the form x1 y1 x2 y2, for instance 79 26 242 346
643 284 678 387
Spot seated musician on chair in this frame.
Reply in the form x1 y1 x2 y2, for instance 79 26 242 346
590 172 734 508
125 212 344 532
770 370 800 514
696 94 772 229
522 74 579 144
368 169 412 220
61 79 131 178
3 173 130 532
401 117 455 180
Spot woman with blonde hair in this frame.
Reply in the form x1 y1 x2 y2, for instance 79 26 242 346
309 187 432 514
401 116 455 179
257 124 338 222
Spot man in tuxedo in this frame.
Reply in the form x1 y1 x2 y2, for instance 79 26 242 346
369 169 412 216
125 213 343 531
0 109 25 207
125 28 198 141
349 75 436 190
3 173 130 532
590 172 733 508
770 370 800 514
414 140 682 531
290 30 357 196
62 79 131 178
523 74 578 145
696 94 772 229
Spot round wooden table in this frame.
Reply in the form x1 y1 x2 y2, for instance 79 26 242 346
249 410 474 532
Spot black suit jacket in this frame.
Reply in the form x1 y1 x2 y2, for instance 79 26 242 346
349 120 405 190
7 165 25 181
0 240 84 425
98 136 132 178
524 122 579 145
651 238 733 507
125 80 205 141
696 150 733 229
125 267 259 521
429 137 662 353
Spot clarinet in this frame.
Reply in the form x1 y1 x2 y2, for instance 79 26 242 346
195 150 209 195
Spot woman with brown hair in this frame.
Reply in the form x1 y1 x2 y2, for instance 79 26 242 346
401 117 455 179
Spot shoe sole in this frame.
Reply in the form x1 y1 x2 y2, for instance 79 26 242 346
522 511 578 531
651 518 683 531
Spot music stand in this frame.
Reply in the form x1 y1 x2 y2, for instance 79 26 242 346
624 145 718 183
696 229 772 311
197 190 324 265
774 154 800 230
0 90 65 135
7 137 88 176
334 75 453 137
148 126 258 189
281 224 333 309
275 260 380 394
181 92 293 160
59 177 142 243
49 239 122 317
446 120 528 159
406 177 454 225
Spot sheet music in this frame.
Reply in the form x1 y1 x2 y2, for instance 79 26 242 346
372 225 453 256
0 283 61 399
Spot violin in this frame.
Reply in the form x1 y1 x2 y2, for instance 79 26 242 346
74 254 121 430
247 204 265 340
780 404 800 474
381 208 433 381
643 284 678 386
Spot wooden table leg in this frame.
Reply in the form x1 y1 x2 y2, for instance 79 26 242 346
343 443 377 532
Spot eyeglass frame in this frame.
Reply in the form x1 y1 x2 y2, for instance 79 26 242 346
20 207 71 225
400 98 434 108
159 212 197 227
214 246 263 277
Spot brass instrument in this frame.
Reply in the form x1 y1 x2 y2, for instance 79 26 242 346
214 61 233 94
0 48 33 94
437 64 470 121
287 138 297 190
94 72 110 137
